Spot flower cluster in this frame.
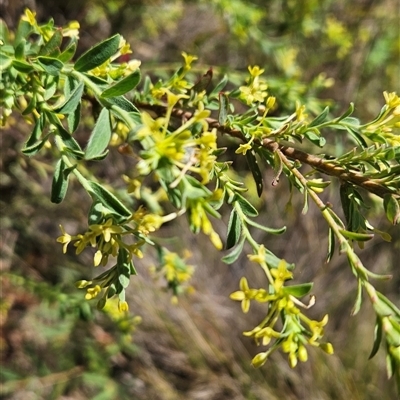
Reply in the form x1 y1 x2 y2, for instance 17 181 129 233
239 66 269 105
230 253 333 369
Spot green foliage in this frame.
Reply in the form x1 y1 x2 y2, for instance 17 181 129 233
1 8 399 395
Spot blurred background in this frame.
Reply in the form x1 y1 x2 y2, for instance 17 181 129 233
0 0 399 399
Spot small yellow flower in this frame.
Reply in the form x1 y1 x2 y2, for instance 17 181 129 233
94 250 103 267
235 142 252 155
56 225 72 254
251 351 268 368
248 65 265 77
308 314 329 344
85 285 102 300
22 9 37 26
182 52 198 68
271 259 293 291
320 342 334 354
63 21 80 38
230 277 258 313
118 300 129 312
383 91 400 109
248 245 266 265
90 219 123 243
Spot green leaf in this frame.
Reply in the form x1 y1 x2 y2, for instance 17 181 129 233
55 82 84 114
101 69 141 98
15 20 33 46
87 181 131 220
14 38 26 59
36 56 64 76
0 53 12 70
246 219 286 235
351 279 363 316
308 106 329 127
337 102 354 122
11 59 35 73
326 227 335 263
368 317 383 360
245 150 263 197
85 108 112 160
105 95 139 113
58 40 77 63
117 248 131 289
21 135 50 156
51 159 69 203
235 193 258 217
209 74 229 98
21 115 47 156
304 130 326 147
222 236 245 264
53 122 84 158
345 126 367 148
339 229 374 241
74 34 121 72
226 209 241 249
281 283 313 297
66 102 81 133
39 28 63 56
218 92 229 125
383 194 400 225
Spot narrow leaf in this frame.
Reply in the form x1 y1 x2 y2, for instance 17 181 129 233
337 102 354 122
235 193 258 217
0 54 12 70
339 229 374 241
326 227 335 263
218 92 229 125
67 102 81 133
55 82 84 114
226 209 241 249
209 74 229 98
85 107 112 160
36 56 64 76
308 106 329 127
51 159 69 203
87 181 131 219
351 279 363 316
383 194 400 225
39 28 63 56
101 69 141 98
245 150 263 197
74 34 121 72
369 318 383 359
246 219 286 235
11 59 35 73
54 122 84 158
282 283 313 297
58 41 77 63
106 95 139 113
222 237 245 264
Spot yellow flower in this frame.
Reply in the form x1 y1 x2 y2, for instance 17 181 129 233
56 225 72 254
251 351 268 368
308 314 329 344
85 285 102 300
182 52 198 69
383 91 400 109
271 259 293 291
248 65 265 77
62 21 80 38
235 142 252 155
90 219 123 243
22 9 37 26
118 300 129 312
248 245 266 265
230 277 258 313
